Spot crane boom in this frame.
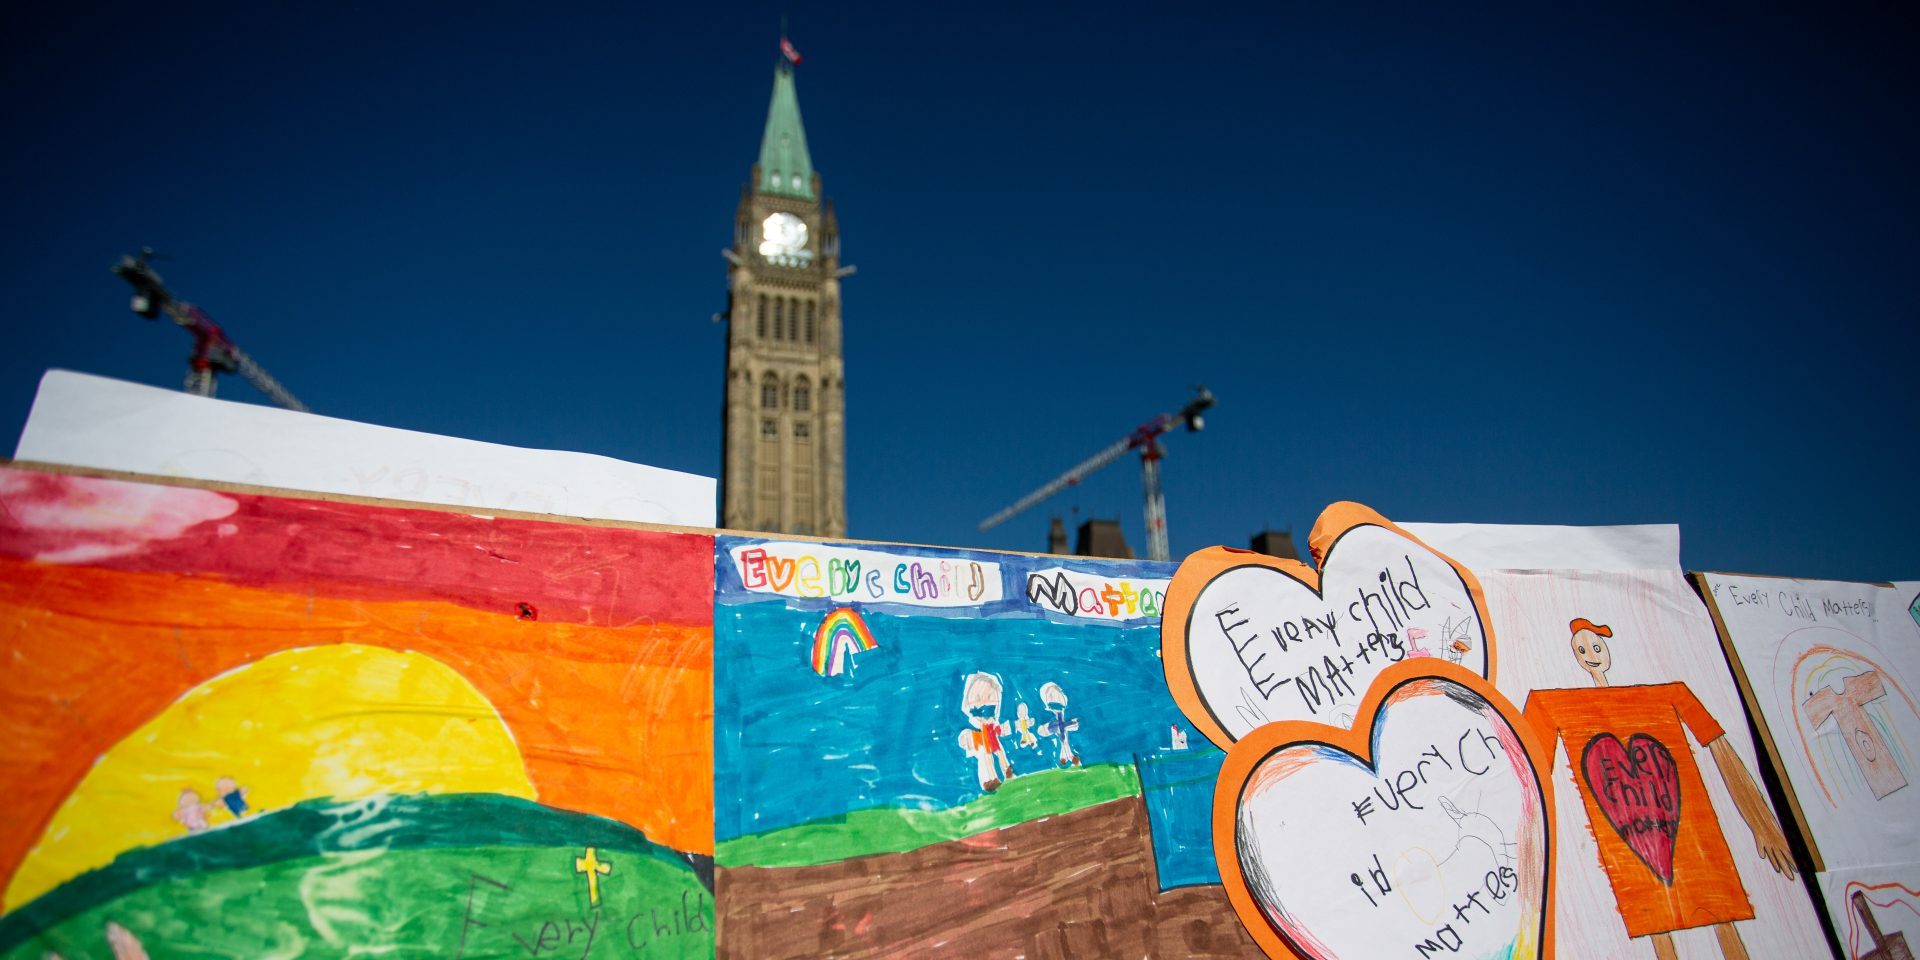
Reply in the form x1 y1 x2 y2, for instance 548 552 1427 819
113 251 309 412
977 387 1214 561
976 433 1135 533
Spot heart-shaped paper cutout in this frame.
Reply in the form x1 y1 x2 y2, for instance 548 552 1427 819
1163 502 1495 748
1215 661 1554 960
1580 732 1681 884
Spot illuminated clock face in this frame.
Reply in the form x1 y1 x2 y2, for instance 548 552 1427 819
759 212 811 264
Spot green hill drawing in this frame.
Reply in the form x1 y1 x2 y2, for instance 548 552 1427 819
1 793 710 960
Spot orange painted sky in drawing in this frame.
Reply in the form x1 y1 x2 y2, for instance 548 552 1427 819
0 554 714 902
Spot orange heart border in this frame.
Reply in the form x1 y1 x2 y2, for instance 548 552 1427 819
1160 501 1500 751
1212 659 1559 960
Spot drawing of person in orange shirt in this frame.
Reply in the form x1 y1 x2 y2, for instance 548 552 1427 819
1523 619 1795 960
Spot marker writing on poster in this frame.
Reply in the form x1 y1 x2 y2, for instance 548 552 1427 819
731 543 1003 607
1348 728 1505 826
1712 580 1875 624
1207 554 1434 716
1025 567 1170 621
1332 723 1520 957
455 873 710 959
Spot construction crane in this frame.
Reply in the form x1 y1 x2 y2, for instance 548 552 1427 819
978 387 1215 562
112 249 308 412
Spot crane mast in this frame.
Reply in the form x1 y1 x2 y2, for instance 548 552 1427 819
112 250 309 412
978 387 1214 562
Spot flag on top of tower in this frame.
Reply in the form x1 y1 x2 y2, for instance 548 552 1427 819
781 36 802 64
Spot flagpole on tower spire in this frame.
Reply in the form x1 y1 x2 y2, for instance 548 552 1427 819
779 17 802 69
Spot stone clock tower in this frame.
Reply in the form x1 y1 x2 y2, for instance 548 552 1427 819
720 60 847 537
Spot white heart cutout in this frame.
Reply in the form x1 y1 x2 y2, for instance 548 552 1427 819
1164 507 1493 747
1218 665 1551 960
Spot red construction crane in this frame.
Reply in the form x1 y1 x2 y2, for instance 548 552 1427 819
112 249 308 411
978 387 1214 562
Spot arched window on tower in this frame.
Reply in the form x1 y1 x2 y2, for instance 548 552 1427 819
793 378 811 413
756 295 767 338
805 301 816 343
761 377 779 410
774 298 785 340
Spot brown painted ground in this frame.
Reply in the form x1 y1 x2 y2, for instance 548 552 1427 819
717 796 1263 959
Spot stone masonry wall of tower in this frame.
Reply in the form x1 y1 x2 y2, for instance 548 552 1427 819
721 62 847 538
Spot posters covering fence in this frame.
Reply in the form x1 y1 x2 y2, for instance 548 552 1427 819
0 466 715 959
1699 574 1920 959
0 461 1876 959
1170 507 1831 959
1446 532 1832 960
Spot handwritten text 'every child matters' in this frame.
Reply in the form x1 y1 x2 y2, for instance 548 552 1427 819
1025 567 1170 622
731 543 1006 607
1343 721 1524 958
1210 553 1447 718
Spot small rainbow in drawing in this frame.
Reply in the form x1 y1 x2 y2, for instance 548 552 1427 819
811 607 878 677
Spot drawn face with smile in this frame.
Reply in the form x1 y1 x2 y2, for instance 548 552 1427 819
1569 626 1613 686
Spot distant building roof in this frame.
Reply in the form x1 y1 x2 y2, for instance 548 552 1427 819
1076 518 1134 559
1249 529 1300 561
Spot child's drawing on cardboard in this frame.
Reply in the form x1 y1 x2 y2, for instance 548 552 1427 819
1699 575 1920 956
0 467 715 959
1423 537 1831 959
1522 618 1795 959
1211 662 1553 960
1162 503 1549 960
1160 502 1496 749
713 536 1265 957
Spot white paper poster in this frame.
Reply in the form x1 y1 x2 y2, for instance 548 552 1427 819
14 370 715 527
1700 575 1920 873
1450 528 1828 959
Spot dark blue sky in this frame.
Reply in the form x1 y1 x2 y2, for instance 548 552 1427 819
3 4 1914 581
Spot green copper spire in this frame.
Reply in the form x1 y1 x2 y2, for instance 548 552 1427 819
757 63 815 200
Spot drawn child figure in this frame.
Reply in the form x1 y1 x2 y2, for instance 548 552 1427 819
215 776 250 818
1441 617 1475 665
957 672 1016 791
1037 681 1082 767
171 789 212 833
1014 701 1039 750
1522 618 1795 960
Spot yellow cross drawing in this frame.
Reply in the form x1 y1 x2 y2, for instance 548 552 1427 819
574 847 613 907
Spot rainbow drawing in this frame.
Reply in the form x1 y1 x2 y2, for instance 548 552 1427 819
811 607 878 677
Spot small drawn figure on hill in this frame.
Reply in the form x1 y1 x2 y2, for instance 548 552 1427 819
172 788 213 833
1038 682 1082 767
215 776 251 818
958 672 1016 792
1170 724 1188 750
1404 626 1434 658
1014 702 1039 750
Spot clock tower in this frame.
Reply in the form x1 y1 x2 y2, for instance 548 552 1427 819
720 59 847 537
